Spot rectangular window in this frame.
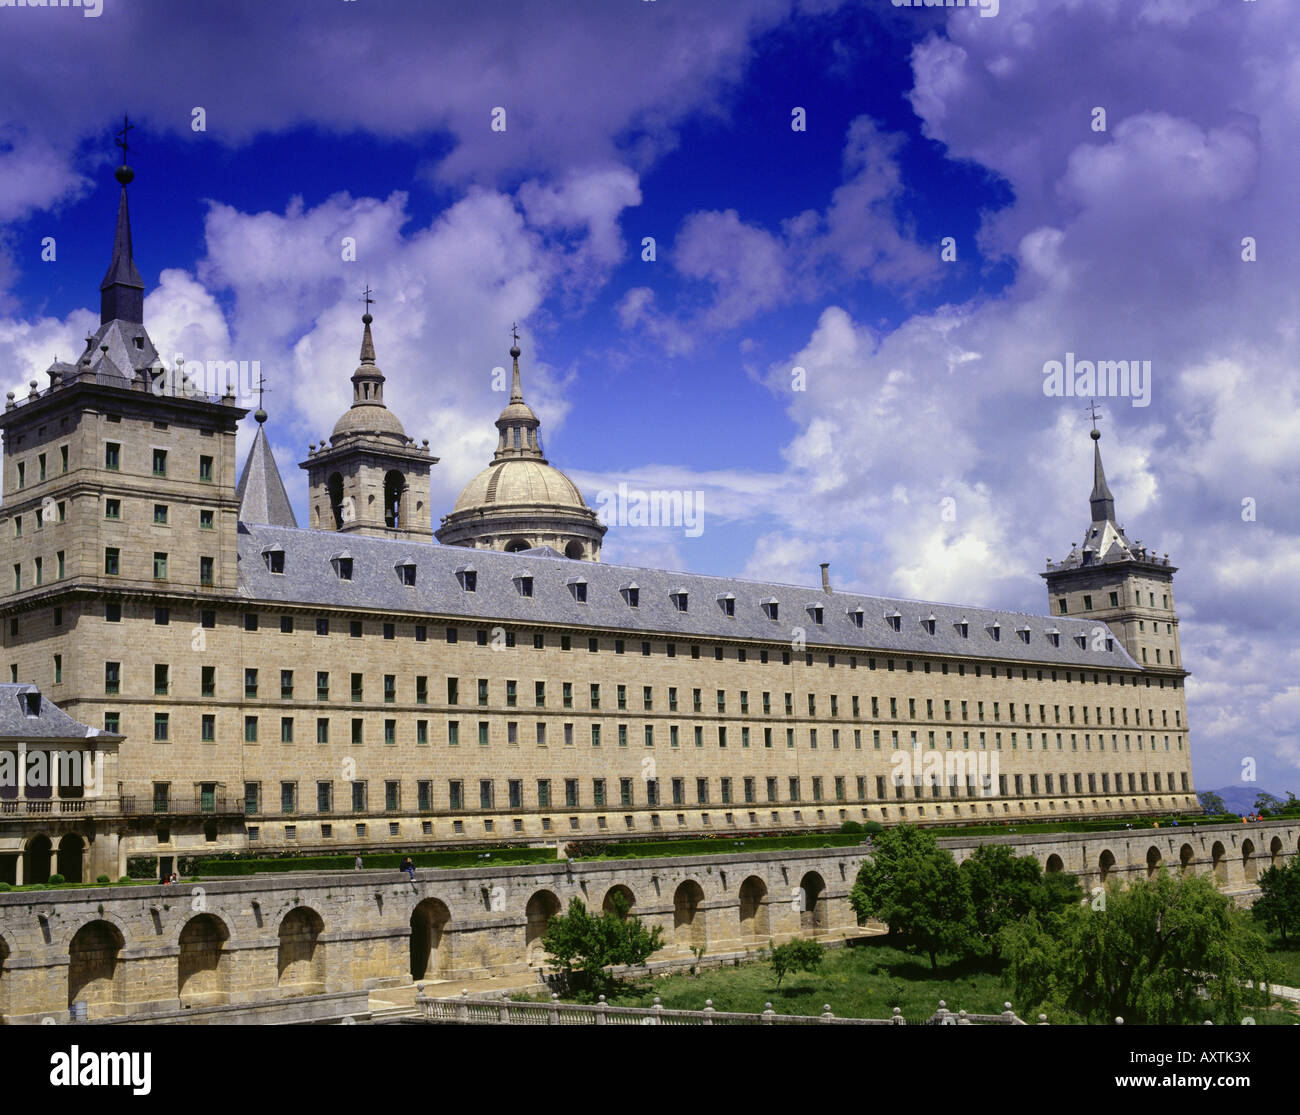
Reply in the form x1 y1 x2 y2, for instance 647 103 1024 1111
200 556 214 586
316 718 329 744
153 552 168 580
104 547 120 576
351 673 364 702
244 716 259 743
200 508 214 530
416 676 428 704
244 668 258 699
385 675 397 703
105 442 120 470
152 448 168 477
201 714 215 742
199 454 213 482
154 713 170 741
281 669 294 700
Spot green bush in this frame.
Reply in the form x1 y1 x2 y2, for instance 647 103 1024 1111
117 876 131 884
863 821 884 835
839 820 864 834
0 882 11 892
96 874 111 884
47 873 66 885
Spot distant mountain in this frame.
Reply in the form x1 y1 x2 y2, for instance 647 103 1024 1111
1198 786 1287 814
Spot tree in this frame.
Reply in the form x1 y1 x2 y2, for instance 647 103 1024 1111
542 894 664 997
959 844 1080 960
1000 874 1273 1024
769 938 825 986
1253 857 1300 944
1197 790 1226 815
1254 791 1284 816
849 824 976 971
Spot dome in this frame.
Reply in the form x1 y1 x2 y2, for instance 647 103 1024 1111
332 403 406 439
452 457 587 515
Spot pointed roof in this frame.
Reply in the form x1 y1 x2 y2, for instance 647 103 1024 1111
1089 428 1116 522
237 413 299 527
493 331 544 461
99 164 145 324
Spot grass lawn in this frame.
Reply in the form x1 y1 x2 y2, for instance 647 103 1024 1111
1258 932 1300 989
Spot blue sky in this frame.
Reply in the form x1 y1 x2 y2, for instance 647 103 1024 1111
0 0 1297 794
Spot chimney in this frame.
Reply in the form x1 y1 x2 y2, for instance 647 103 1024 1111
820 562 831 593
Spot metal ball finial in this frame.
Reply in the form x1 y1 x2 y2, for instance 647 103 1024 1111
1090 427 1101 441
362 312 373 325
115 164 134 186
254 408 268 424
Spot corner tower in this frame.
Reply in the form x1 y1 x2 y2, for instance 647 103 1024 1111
436 330 606 560
301 306 436 540
1042 417 1183 672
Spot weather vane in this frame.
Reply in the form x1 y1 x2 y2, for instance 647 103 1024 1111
361 284 375 314
115 114 133 166
1086 399 1102 431
511 321 520 345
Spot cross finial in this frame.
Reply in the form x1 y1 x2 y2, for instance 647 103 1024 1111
115 114 133 166
1086 399 1102 432
361 284 375 313
511 321 520 345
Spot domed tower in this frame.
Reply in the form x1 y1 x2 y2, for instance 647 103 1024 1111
300 305 436 540
436 330 606 560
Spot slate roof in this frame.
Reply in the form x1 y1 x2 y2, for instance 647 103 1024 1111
0 685 122 741
236 422 298 527
237 523 1143 670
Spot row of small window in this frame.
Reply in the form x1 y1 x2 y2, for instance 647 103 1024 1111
12 445 69 489
12 501 66 536
239 768 1193 816
11 552 66 590
113 710 421 746
1058 590 1171 613
100 549 199 583
99 443 214 481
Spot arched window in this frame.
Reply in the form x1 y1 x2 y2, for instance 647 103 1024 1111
384 471 406 529
327 473 345 530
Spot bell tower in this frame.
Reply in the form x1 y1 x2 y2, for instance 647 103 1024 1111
1042 409 1183 672
300 296 436 540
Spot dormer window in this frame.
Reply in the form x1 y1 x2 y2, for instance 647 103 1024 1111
621 582 639 608
847 607 864 628
806 604 823 625
262 545 285 575
955 619 969 638
23 690 40 717
515 574 534 598
456 566 477 592
1046 628 1061 647
1074 634 1088 649
568 577 588 604
1017 625 1031 644
717 593 735 617
885 610 901 633
921 614 936 635
761 597 779 621
670 589 688 613
332 552 353 581
396 560 416 587
1104 637 1115 652
986 621 1001 642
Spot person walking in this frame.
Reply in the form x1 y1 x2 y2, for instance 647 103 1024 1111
354 854 363 870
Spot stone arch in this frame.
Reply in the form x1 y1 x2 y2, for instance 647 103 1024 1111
1210 841 1226 884
602 885 635 920
1241 839 1257 884
504 537 531 553
178 913 230 1006
673 880 707 949
525 890 561 964
24 833 52 884
277 907 325 993
1045 854 1063 874
1270 836 1283 869
1098 849 1116 885
738 876 769 938
1179 843 1195 877
383 470 406 529
410 898 451 981
56 833 84 883
564 540 585 560
799 871 827 933
327 472 345 529
1145 846 1163 880
68 920 125 1016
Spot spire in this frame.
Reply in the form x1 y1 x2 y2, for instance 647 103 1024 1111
237 414 299 528
349 288 388 411
493 325 544 462
1087 402 1115 522
509 321 524 403
99 116 145 324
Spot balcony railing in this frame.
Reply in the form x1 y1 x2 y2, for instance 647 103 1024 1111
118 795 234 816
